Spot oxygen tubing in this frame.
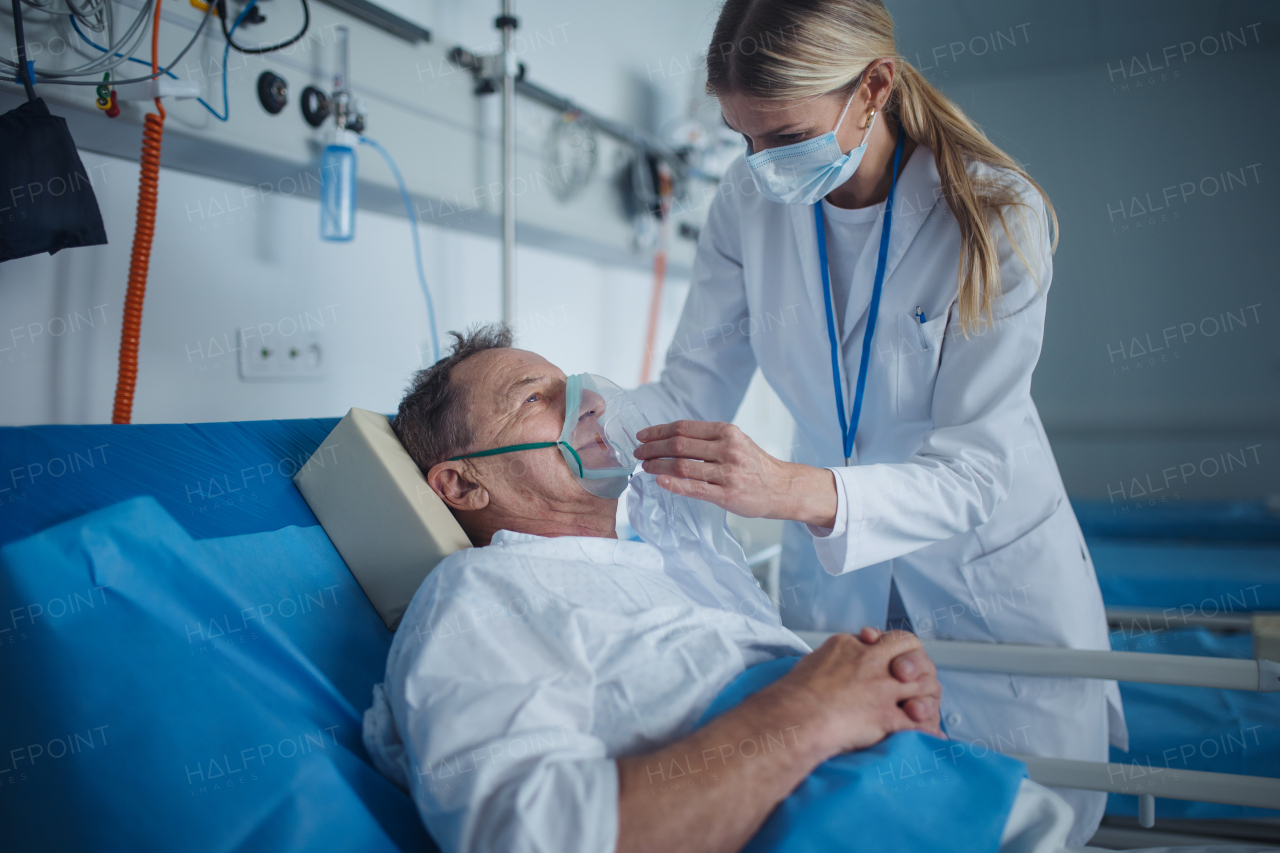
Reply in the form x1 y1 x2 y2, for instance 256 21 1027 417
111 0 165 424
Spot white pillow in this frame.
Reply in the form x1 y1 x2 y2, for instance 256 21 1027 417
293 408 471 629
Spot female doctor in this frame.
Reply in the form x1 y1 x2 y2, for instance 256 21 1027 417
629 0 1124 843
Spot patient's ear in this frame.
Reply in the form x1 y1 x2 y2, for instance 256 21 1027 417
427 462 490 512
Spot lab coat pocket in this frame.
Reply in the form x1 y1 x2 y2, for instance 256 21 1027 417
956 500 1103 697
894 313 947 421
955 511 1056 646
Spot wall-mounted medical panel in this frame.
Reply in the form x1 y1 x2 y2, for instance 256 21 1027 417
0 0 700 274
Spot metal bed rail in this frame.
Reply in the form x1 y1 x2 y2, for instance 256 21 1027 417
922 639 1280 692
792 629 1280 820
1106 606 1257 632
1014 754 1280 811
790 633 1280 692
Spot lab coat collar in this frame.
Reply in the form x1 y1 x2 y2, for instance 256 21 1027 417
788 143 944 346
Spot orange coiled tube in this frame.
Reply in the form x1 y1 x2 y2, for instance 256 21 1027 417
111 106 164 424
111 0 165 424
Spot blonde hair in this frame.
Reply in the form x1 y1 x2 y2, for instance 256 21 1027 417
706 0 1057 334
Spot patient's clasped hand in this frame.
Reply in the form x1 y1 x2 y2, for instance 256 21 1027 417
362 325 1060 853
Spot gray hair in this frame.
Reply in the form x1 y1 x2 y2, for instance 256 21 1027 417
392 322 514 474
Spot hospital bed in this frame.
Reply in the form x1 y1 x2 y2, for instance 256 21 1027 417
1 413 1276 851
793 630 1280 820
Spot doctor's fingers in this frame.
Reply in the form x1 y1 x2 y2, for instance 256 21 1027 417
634 434 725 463
636 419 733 444
652 474 730 507
641 457 726 484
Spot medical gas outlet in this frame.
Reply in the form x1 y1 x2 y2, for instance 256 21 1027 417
237 328 328 382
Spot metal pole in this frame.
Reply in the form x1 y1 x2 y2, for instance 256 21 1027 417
499 0 517 324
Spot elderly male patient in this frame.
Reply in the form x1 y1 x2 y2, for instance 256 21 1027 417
362 324 955 853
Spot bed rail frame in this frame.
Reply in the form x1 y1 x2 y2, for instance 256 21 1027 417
792 630 1280 824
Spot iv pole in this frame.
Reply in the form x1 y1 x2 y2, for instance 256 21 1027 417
497 0 517 324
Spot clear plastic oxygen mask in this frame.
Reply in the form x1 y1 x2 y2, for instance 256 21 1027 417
558 373 649 498
448 373 649 499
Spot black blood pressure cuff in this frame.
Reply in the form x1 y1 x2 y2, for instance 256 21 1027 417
0 97 108 263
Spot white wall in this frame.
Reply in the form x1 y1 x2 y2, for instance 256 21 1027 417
0 142 798 481
1 0 772 432
432 0 720 134
0 147 701 424
924 33 1279 501
12 0 1271 504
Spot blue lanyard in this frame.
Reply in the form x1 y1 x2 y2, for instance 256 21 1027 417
814 122 905 465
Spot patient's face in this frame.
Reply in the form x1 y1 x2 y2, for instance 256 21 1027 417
448 347 614 517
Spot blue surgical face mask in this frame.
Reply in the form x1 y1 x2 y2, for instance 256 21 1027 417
745 87 876 206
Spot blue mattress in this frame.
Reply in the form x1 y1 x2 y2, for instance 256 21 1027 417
0 418 341 547
1091 539 1280 612
1074 498 1280 542
0 495 433 851
1070 499 1280 614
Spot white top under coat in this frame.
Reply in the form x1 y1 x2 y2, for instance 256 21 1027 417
821 197 884 336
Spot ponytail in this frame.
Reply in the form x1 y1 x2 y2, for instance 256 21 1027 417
707 0 1057 334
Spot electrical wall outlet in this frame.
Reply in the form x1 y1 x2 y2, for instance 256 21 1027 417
238 329 328 381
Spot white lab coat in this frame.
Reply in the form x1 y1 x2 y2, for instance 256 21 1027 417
632 146 1126 844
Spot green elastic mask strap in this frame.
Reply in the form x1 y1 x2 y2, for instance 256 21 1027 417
449 441 585 478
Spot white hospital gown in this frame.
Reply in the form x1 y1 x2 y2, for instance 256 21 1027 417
363 529 810 853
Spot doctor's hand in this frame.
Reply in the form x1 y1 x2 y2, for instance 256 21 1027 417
634 420 838 528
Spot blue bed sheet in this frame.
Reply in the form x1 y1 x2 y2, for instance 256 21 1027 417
0 418 341 547
699 656 1027 853
0 496 433 852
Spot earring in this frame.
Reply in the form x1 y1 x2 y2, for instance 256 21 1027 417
863 109 876 129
